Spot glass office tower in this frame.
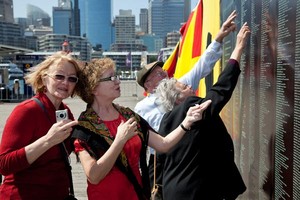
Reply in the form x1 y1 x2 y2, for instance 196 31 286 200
149 0 190 44
72 0 112 51
53 7 71 34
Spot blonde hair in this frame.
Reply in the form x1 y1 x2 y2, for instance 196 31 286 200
77 57 115 104
24 51 81 96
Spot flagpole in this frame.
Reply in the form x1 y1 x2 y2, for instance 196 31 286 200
131 43 133 78
130 52 132 78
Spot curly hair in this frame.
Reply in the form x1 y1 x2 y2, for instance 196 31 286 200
154 78 181 112
77 57 115 104
24 51 81 97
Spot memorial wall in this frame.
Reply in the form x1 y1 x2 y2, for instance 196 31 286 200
219 0 299 199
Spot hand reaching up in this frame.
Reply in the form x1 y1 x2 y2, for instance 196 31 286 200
230 22 251 62
215 10 237 43
235 22 251 51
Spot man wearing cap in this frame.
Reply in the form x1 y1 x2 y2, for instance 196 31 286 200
135 10 238 191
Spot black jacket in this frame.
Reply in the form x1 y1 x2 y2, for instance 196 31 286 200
158 59 246 200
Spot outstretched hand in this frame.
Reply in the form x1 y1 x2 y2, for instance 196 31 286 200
182 100 212 129
235 22 251 50
215 10 237 43
230 22 251 61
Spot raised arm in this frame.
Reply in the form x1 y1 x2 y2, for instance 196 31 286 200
180 10 237 90
204 22 251 117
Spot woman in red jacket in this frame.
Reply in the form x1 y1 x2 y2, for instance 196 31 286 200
0 52 80 200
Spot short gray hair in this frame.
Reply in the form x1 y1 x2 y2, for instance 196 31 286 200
154 78 181 112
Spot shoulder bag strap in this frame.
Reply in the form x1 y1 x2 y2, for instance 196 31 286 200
32 97 75 197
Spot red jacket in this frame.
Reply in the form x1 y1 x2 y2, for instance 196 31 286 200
0 93 74 200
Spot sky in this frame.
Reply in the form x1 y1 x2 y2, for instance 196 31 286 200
13 0 199 23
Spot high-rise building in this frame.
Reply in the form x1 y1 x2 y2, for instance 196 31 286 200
149 0 190 46
139 8 148 34
72 0 112 51
53 7 71 35
70 0 80 36
115 10 135 44
58 0 71 8
0 22 26 48
15 18 28 31
27 4 51 27
166 31 180 47
111 10 147 52
0 0 13 23
137 34 163 52
184 0 191 23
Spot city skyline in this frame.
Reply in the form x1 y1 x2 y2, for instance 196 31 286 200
13 0 147 19
13 0 199 24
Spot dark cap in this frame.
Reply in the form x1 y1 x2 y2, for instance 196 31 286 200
136 61 164 88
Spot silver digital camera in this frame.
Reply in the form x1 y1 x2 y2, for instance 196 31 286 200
55 109 69 122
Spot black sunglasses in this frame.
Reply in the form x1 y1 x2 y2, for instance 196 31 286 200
48 74 78 83
99 75 120 82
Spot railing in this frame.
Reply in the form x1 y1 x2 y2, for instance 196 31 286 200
0 80 145 102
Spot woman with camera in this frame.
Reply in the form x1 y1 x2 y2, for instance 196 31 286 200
0 52 80 199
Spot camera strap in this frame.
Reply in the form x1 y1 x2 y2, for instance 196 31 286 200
32 97 51 122
32 97 75 198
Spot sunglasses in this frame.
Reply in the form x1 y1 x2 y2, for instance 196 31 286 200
99 75 120 82
47 74 78 83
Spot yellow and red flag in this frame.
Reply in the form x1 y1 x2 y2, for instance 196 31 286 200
163 42 179 78
173 0 203 78
163 0 221 97
163 0 203 78
200 0 221 96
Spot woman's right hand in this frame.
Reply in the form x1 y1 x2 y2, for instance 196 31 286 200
115 117 138 144
215 10 237 43
25 120 78 164
182 100 212 129
45 120 78 146
78 117 138 184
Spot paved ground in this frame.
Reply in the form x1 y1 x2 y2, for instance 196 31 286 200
0 85 145 199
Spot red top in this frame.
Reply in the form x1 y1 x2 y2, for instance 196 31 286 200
0 93 74 200
74 114 142 200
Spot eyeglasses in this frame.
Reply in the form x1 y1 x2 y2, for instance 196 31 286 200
47 74 78 83
99 75 120 82
155 71 166 77
145 71 166 83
